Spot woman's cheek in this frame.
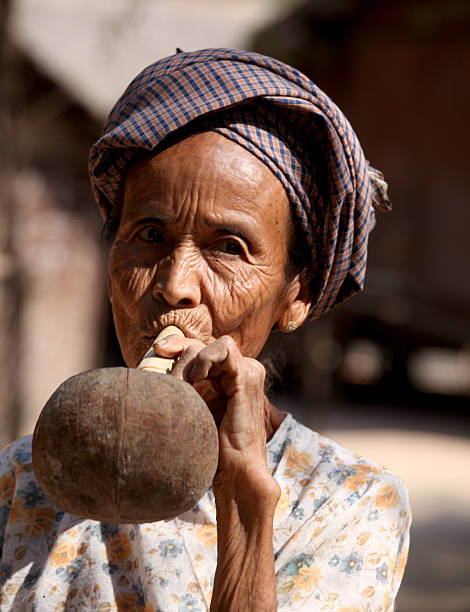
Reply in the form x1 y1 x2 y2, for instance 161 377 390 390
109 244 157 303
111 264 154 317
210 272 274 333
109 265 156 366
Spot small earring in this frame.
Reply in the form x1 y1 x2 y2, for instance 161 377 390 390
285 321 297 332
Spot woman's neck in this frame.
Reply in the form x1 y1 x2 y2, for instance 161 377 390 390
264 396 286 442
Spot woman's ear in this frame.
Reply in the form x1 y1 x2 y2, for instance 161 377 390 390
277 270 312 332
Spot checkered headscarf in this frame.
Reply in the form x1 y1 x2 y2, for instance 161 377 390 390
89 48 390 320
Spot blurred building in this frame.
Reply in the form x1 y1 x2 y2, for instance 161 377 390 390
1 0 295 441
0 13 104 445
254 0 470 408
2 0 470 441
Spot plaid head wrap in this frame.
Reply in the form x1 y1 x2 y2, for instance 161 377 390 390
89 48 390 320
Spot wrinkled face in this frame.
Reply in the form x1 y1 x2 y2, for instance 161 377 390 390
108 131 305 367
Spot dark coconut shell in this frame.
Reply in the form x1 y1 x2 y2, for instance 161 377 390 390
32 368 219 523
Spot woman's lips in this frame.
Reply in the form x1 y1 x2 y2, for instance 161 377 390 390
146 310 213 344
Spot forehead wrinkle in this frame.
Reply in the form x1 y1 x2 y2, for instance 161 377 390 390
126 168 261 227
122 132 290 242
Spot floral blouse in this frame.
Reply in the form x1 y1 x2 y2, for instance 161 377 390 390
0 413 410 611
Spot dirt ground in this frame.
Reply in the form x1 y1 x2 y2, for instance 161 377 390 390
277 398 470 612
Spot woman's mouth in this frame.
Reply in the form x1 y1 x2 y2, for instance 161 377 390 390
142 310 213 345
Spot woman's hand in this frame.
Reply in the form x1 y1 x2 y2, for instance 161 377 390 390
153 333 280 611
153 333 280 498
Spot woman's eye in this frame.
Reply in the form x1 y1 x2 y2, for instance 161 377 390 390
216 240 244 255
138 227 163 243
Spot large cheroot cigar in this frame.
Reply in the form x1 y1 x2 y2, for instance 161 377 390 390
32 325 218 523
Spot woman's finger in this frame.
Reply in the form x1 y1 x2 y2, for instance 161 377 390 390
152 334 204 357
187 336 241 384
171 343 203 380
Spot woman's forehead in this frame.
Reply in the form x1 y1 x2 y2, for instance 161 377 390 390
127 132 283 192
121 132 290 229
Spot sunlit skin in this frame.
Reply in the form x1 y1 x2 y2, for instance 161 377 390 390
108 131 312 611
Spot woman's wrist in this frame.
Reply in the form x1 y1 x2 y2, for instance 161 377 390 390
211 470 279 612
213 464 280 534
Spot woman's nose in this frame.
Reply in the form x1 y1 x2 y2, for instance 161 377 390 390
152 247 202 308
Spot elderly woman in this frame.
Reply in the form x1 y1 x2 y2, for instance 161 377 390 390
0 49 410 611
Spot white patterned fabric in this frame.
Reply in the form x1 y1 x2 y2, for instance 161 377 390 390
0 414 410 611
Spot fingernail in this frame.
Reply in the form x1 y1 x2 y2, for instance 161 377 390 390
154 338 168 346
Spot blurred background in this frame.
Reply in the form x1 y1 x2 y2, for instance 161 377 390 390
0 0 469 609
